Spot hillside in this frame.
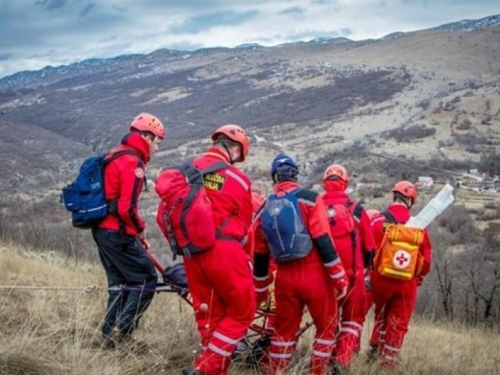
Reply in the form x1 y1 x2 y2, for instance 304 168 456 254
0 14 498 271
0 15 499 199
0 244 499 375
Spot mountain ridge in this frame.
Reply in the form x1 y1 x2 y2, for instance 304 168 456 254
1 14 499 89
0 13 499 203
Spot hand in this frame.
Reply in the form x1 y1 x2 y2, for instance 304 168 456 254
334 277 349 300
337 285 348 300
139 232 150 251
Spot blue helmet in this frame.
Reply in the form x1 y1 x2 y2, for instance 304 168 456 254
271 153 299 183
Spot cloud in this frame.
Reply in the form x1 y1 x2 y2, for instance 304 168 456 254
279 27 354 42
169 10 260 34
35 0 67 11
79 2 96 18
157 40 205 52
278 7 307 17
0 0 499 78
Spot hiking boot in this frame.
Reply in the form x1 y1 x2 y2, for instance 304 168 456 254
181 366 201 375
366 345 380 363
116 333 151 354
101 331 120 350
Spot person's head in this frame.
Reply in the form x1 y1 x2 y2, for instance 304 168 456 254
322 164 348 191
130 112 165 155
211 124 250 164
271 153 299 184
391 181 418 208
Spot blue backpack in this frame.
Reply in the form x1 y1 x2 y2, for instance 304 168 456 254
260 189 313 263
61 150 139 229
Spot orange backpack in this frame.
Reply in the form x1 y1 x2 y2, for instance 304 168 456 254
374 212 425 281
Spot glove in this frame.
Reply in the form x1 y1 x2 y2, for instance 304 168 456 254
417 275 424 287
324 259 348 300
335 277 349 300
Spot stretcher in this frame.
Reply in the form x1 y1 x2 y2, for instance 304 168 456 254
155 259 313 368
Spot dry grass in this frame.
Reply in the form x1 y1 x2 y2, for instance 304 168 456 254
0 243 499 375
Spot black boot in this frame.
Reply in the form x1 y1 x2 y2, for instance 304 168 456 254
181 366 200 375
366 345 380 363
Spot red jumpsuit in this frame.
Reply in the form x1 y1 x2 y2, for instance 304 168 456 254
182 148 256 375
253 181 348 375
369 204 432 367
322 188 376 368
99 132 150 236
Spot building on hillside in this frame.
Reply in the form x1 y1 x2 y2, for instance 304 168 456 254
416 176 434 190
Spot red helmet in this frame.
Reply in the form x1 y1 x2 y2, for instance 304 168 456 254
366 209 380 221
391 181 418 203
211 124 250 162
323 164 349 183
130 113 165 139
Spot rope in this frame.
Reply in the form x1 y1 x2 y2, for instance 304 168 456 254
0 283 187 294
0 285 102 292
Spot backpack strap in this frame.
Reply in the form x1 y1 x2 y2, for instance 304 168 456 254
382 211 398 224
104 149 142 164
186 160 235 243
199 160 228 175
343 199 359 275
104 148 145 186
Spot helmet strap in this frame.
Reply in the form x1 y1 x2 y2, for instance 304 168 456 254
393 192 413 208
221 142 236 164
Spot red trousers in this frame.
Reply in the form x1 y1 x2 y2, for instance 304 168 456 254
184 241 256 375
263 257 338 375
334 272 366 367
369 272 418 367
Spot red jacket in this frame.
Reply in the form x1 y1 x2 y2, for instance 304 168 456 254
193 147 253 243
98 133 150 236
371 203 433 277
253 181 347 287
322 190 376 275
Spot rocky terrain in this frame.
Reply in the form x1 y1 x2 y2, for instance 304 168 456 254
0 14 499 214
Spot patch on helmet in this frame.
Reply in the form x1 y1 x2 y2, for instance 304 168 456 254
135 168 145 179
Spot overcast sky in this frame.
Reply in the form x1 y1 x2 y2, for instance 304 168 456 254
0 0 499 79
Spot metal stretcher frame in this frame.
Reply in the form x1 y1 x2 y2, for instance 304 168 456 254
150 254 313 367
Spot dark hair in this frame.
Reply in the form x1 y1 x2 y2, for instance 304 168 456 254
393 192 412 206
214 135 240 149
140 130 156 140
273 165 299 183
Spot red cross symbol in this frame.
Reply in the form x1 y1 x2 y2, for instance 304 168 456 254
396 253 409 266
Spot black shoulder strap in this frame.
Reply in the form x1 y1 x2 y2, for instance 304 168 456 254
294 188 318 203
351 202 363 220
382 211 398 224
180 160 227 184
104 149 141 165
199 161 228 175
104 149 147 190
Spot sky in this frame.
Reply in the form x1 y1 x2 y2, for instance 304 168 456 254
0 0 499 79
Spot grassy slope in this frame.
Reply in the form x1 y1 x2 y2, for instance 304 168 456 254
0 244 499 375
